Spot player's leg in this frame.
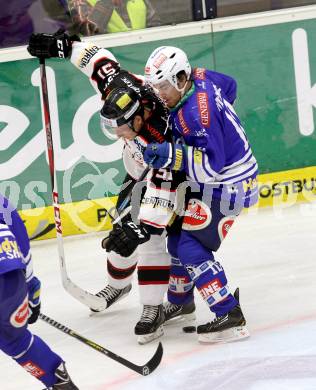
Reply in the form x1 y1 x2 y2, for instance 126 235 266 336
178 197 249 343
91 250 136 312
92 174 138 312
164 232 196 325
0 269 78 389
134 233 170 345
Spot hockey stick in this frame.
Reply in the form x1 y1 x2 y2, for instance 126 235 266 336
106 164 151 223
39 313 163 375
39 57 108 311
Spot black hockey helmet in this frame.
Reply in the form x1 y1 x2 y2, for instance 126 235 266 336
100 86 143 129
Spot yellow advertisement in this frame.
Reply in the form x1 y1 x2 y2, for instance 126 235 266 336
20 166 316 240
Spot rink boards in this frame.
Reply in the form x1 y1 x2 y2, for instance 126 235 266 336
20 165 316 240
1 5 316 239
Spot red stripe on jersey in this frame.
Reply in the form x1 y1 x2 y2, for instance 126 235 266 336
138 266 170 271
141 219 166 228
148 184 176 193
139 280 169 285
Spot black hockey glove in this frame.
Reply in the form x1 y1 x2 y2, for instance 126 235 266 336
27 29 80 59
102 221 150 257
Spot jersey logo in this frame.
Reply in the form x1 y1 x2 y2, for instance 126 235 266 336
78 45 99 68
198 278 222 300
57 39 65 58
0 237 22 261
145 123 166 143
218 216 235 241
10 295 29 328
178 109 190 135
22 361 45 378
197 92 210 127
153 53 167 69
182 199 212 231
194 68 206 80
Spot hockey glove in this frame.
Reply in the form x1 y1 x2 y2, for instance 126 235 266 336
27 276 41 324
27 29 80 59
103 221 150 257
144 142 185 171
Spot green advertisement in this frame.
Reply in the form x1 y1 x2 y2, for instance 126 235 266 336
1 17 316 211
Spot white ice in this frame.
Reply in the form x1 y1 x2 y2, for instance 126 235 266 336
1 202 316 390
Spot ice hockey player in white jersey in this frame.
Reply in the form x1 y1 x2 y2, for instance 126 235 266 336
27 30 184 344
0 194 78 389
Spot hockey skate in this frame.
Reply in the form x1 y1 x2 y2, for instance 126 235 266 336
90 284 132 313
197 288 250 344
45 362 78 389
163 300 196 326
134 304 165 345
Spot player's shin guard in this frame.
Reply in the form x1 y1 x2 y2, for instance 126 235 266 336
185 259 237 316
106 251 137 289
164 256 196 326
137 234 170 306
167 257 195 305
13 333 63 387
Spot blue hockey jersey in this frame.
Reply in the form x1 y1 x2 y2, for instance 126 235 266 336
171 68 258 207
0 194 33 280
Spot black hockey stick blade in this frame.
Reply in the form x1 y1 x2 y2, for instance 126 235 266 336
138 341 163 376
39 313 163 375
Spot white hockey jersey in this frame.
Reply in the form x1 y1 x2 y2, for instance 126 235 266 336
70 41 181 231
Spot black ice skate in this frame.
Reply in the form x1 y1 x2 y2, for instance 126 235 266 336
197 288 250 343
90 284 132 313
163 300 196 326
135 304 165 345
45 362 78 389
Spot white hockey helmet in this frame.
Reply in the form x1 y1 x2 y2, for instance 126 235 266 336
144 46 191 91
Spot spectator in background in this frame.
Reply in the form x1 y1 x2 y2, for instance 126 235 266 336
42 0 98 35
67 0 161 36
0 0 37 48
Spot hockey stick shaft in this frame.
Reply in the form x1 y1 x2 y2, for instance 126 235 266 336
39 313 163 375
106 165 151 223
39 58 107 311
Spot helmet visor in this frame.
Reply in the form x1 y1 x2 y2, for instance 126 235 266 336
100 99 140 127
151 80 175 94
100 117 119 140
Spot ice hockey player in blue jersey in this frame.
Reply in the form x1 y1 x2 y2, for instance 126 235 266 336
0 194 78 389
142 46 258 343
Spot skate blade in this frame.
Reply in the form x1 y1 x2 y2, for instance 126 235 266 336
89 287 132 316
198 325 250 344
89 308 108 317
165 312 196 326
137 326 164 345
89 301 109 316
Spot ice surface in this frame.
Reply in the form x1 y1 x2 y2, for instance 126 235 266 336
1 202 316 389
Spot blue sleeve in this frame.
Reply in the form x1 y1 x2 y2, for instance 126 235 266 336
175 103 225 184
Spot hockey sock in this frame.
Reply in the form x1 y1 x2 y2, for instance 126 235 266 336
14 334 63 387
185 259 237 316
167 256 194 305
